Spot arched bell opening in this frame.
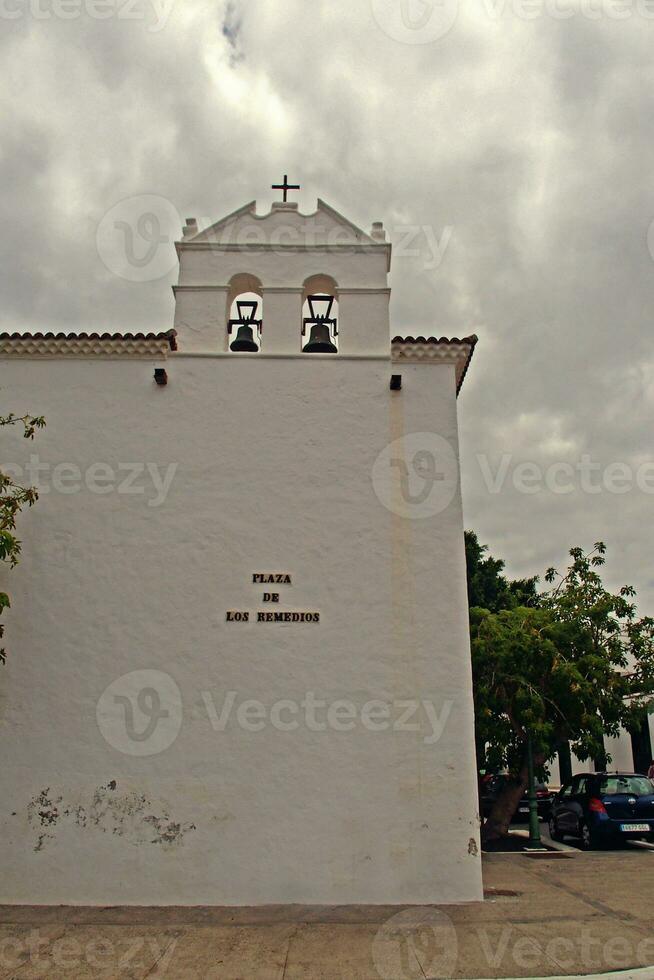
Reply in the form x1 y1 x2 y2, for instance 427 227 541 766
227 274 263 353
302 275 338 354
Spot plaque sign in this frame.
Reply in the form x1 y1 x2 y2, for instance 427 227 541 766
226 574 320 623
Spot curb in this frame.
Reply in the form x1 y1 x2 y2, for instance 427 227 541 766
514 828 579 854
483 829 578 858
472 970 654 980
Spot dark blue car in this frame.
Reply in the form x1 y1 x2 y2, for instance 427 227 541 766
549 773 654 849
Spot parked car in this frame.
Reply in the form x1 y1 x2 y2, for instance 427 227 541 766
480 774 553 821
549 773 654 849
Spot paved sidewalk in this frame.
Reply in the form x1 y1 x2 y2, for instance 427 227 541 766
1 849 653 978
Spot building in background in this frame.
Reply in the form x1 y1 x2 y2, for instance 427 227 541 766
549 714 654 788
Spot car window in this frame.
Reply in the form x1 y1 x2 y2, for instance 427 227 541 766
598 776 654 797
576 777 588 795
559 784 573 797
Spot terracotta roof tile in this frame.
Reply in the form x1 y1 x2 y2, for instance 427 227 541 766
391 334 478 346
0 329 178 350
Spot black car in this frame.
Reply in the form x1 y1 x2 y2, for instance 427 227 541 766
480 774 553 821
549 772 654 849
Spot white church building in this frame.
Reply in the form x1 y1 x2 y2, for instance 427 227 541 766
0 192 483 905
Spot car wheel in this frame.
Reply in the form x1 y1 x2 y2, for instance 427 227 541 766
580 821 600 850
549 817 563 842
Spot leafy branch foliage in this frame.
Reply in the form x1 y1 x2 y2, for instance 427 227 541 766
0 412 45 663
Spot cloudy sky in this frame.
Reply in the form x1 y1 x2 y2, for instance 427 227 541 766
2 0 654 609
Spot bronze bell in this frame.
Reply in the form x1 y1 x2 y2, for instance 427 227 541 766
229 299 261 352
302 294 338 354
230 324 259 352
302 322 338 354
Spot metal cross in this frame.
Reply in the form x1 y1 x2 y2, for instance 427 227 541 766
272 175 300 203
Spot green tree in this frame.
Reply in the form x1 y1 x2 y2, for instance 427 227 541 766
0 411 45 663
464 529 540 777
472 542 654 841
465 530 539 613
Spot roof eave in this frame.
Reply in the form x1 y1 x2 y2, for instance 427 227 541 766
391 334 478 396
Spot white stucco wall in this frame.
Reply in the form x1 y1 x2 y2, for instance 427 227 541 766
177 247 390 290
0 353 482 905
604 728 635 773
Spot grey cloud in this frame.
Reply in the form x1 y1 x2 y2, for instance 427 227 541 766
1 0 654 606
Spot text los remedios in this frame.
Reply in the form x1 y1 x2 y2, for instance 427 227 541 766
226 574 320 623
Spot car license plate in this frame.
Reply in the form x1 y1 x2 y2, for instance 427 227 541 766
620 823 650 833
518 807 529 813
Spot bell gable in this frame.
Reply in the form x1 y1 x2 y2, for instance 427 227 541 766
181 199 385 250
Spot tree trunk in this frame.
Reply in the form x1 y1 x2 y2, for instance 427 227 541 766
482 769 528 841
481 753 546 842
